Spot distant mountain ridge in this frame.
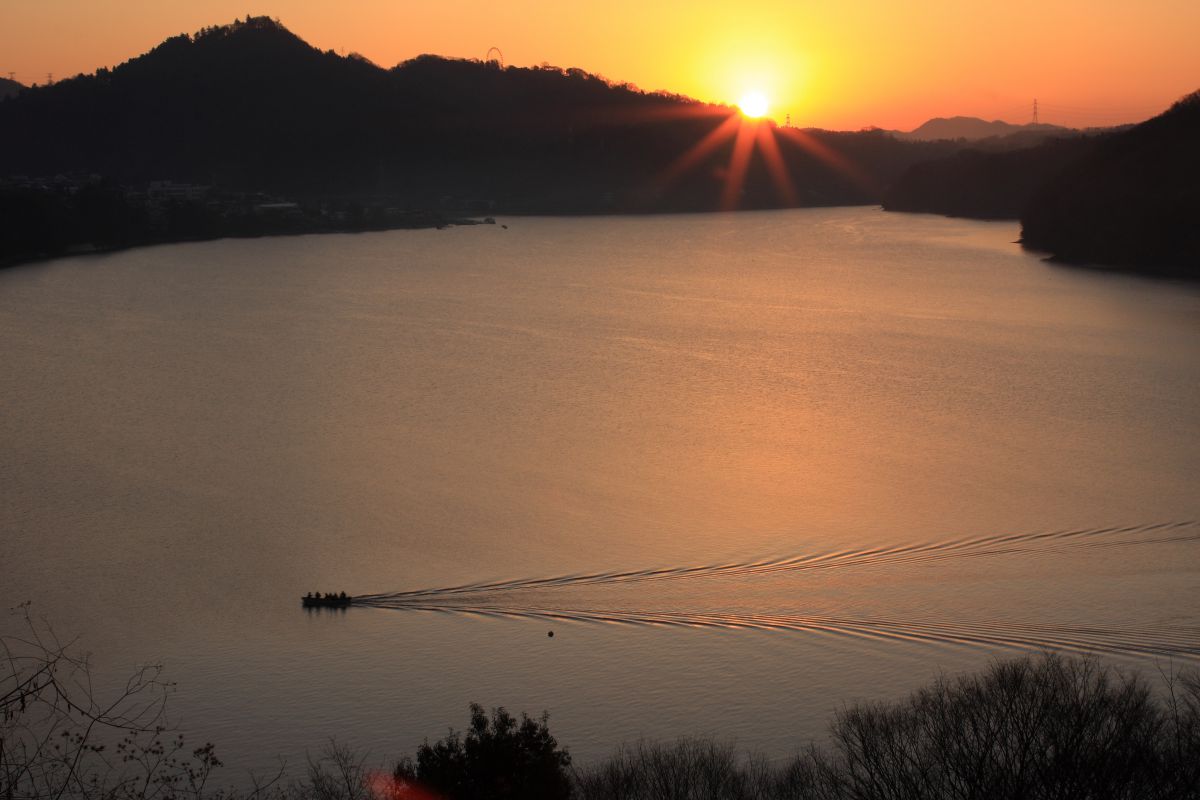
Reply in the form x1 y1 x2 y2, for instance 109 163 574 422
898 116 1069 141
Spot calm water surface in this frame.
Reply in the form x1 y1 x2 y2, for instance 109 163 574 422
2 208 1198 776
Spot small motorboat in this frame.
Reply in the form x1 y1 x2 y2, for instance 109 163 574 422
302 592 352 608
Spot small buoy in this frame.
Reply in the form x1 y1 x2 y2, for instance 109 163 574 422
547 630 554 638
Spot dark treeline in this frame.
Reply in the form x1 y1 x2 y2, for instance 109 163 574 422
412 655 1200 800
0 15 975 266
882 135 1103 219
0 178 479 268
885 91 1199 275
0 17 963 209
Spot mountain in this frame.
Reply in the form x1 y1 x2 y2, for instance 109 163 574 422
1020 91 1200 276
0 16 964 215
0 77 24 99
898 116 1069 141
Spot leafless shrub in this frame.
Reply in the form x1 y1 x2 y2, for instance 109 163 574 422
812 653 1183 799
576 653 1200 800
573 737 817 800
1 604 220 800
294 743 371 800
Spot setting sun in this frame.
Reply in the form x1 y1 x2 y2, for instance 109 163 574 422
739 91 769 118
1 1 1198 793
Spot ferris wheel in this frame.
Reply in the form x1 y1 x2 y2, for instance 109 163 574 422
485 47 504 68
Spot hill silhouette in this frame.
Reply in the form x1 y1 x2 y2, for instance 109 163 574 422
0 16 965 216
897 116 1067 141
0 77 23 99
1020 91 1200 276
883 92 1199 274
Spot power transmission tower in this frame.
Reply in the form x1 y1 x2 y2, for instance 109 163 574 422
1032 98 1039 125
46 72 53 85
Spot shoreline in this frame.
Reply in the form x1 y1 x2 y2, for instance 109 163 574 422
4 205 1189 284
0 212 495 272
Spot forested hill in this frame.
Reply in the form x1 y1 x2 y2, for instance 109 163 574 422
0 78 23 99
1020 91 1200 276
0 16 962 213
880 135 1104 219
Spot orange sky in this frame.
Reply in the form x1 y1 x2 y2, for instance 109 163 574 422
2 1 1197 130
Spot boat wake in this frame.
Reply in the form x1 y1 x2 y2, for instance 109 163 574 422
354 601 1200 660
352 521 1200 660
357 520 1197 600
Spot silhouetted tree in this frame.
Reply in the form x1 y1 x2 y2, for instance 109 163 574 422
0 604 223 800
574 653 1200 800
393 704 571 800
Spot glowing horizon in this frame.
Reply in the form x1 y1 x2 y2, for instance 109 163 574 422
1 1 1197 130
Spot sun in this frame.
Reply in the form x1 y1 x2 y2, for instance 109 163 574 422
738 91 769 118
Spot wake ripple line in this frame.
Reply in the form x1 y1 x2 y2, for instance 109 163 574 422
354 521 1198 603
355 600 1200 661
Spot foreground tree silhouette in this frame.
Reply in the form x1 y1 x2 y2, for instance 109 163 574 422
7 609 1197 800
575 654 1200 800
811 654 1191 799
392 704 571 800
0 604 222 800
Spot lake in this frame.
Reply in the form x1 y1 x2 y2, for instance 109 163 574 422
1 208 1197 778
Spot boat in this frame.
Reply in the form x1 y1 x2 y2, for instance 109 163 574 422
302 592 352 608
